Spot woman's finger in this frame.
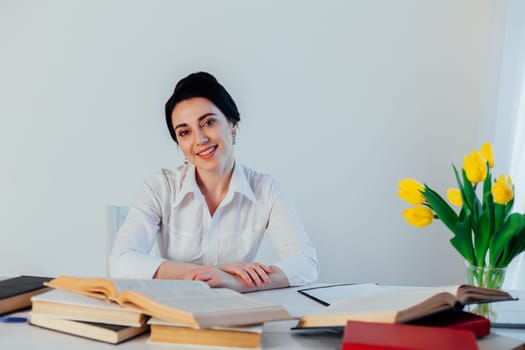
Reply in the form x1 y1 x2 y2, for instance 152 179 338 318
218 264 248 286
238 265 262 288
239 264 267 286
259 263 273 274
251 265 270 284
228 266 255 287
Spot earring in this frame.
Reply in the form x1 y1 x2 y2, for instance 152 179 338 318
232 133 236 145
178 146 188 164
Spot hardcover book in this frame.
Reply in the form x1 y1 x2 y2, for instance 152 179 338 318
409 309 490 338
341 320 478 350
29 313 148 344
0 275 52 315
148 317 262 349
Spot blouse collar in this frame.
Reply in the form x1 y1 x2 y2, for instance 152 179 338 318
174 161 257 207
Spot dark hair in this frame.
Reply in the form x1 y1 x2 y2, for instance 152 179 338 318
165 72 240 143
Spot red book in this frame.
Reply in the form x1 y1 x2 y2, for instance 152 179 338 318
408 310 490 338
342 320 478 350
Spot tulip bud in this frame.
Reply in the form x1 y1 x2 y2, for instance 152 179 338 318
463 151 487 183
402 206 434 227
446 188 463 206
397 178 425 205
492 174 513 204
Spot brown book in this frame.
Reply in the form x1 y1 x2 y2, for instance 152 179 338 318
45 275 292 329
29 313 148 344
0 276 52 315
31 289 146 327
296 284 514 328
148 317 262 349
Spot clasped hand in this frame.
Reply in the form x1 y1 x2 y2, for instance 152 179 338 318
184 262 273 289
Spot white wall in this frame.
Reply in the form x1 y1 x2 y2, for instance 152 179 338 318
0 0 498 285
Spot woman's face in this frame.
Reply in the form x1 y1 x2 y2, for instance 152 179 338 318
171 97 236 174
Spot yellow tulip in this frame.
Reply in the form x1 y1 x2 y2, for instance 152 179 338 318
402 206 434 227
446 188 463 206
492 174 514 204
397 178 425 205
480 142 494 169
463 151 487 183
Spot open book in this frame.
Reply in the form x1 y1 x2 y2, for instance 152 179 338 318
45 276 292 328
295 284 515 328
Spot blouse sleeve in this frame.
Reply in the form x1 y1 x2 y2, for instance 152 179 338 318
265 179 320 286
108 173 167 278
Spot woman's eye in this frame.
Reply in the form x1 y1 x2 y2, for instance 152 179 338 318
178 130 189 138
203 119 216 127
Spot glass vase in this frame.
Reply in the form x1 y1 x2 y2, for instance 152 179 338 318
466 264 507 290
466 263 507 319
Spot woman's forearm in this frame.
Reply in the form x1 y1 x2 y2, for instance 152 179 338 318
154 261 290 293
153 260 201 279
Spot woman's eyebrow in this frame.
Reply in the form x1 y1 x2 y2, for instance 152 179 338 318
173 113 216 131
198 113 216 122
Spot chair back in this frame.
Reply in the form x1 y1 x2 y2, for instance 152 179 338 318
105 205 130 277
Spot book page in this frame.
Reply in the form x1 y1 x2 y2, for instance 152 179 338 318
457 284 514 304
112 279 209 295
45 276 210 302
119 288 291 328
304 288 459 321
318 290 438 315
45 276 116 299
131 288 281 313
298 283 394 306
32 289 135 312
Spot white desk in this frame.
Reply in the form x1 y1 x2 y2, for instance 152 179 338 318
1 285 524 350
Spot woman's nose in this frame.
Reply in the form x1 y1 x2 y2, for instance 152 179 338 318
195 130 209 145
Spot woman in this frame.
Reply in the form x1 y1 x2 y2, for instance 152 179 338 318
109 72 319 292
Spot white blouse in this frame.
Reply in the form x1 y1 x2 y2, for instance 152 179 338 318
109 162 319 286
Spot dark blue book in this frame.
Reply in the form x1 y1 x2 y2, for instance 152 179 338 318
0 275 52 315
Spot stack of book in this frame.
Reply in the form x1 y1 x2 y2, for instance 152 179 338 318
28 275 292 347
30 289 149 344
293 283 517 350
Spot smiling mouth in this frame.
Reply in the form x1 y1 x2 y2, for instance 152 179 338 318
196 145 218 158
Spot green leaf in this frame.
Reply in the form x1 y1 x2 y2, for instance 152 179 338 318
453 165 471 211
489 213 525 265
500 224 525 267
450 213 475 264
477 165 494 265
504 197 515 219
463 168 476 210
494 204 505 233
458 206 467 222
481 165 493 224
423 184 459 233
475 208 491 266
482 163 492 211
